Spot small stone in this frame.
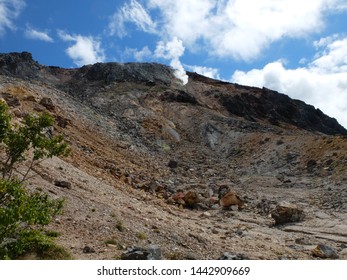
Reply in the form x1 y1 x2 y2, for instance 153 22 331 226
168 160 178 169
306 159 317 172
54 180 72 189
312 244 338 259
201 211 211 218
56 115 71 128
83 246 95 254
1 92 20 107
177 199 185 206
172 191 185 201
39 97 55 111
185 253 199 260
209 196 220 205
295 237 311 245
23 95 37 102
219 252 248 260
212 228 219 234
166 197 175 205
340 248 347 257
13 108 24 117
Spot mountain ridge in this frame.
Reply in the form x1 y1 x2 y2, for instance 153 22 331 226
1 52 344 135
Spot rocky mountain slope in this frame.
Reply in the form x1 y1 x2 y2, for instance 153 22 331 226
1 52 347 259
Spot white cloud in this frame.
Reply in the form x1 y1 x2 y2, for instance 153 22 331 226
147 0 346 61
231 36 347 128
154 37 188 84
125 46 152 61
0 0 25 35
25 26 53 42
58 31 105 67
311 35 347 73
186 65 220 80
109 0 156 37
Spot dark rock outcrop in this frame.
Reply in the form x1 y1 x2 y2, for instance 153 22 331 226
74 62 175 85
0 52 41 79
219 86 347 135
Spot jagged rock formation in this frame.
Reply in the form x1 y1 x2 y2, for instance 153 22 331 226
1 52 345 136
1 52 347 260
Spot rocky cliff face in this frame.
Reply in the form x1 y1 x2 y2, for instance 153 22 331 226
1 52 347 260
1 52 345 136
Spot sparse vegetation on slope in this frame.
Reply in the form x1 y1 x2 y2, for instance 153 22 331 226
0 101 70 259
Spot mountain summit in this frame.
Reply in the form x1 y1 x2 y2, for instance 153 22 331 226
1 52 345 136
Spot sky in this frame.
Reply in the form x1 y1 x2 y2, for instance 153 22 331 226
1 0 347 128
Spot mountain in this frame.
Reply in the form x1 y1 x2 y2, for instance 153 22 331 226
1 52 347 260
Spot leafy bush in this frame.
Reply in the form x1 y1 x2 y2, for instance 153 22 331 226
0 100 70 259
0 178 66 259
0 101 70 181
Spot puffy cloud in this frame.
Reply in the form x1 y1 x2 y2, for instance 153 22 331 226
147 0 214 47
147 0 346 61
0 0 25 35
25 26 53 42
154 37 188 84
58 31 105 67
231 36 347 128
125 46 152 62
186 65 220 80
109 0 156 37
311 35 347 73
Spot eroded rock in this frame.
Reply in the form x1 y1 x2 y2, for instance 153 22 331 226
220 190 244 210
312 244 338 259
271 202 304 225
121 245 162 260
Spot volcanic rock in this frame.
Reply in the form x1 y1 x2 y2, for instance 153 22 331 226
220 190 244 210
271 202 304 225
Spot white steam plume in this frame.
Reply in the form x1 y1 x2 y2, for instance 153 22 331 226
155 37 188 84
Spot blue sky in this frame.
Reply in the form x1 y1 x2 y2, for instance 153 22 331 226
1 0 347 127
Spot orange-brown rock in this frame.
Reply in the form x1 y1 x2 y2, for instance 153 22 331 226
220 190 244 210
183 191 200 207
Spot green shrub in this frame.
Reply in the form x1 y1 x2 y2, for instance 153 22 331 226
0 101 70 181
0 179 65 259
0 101 70 259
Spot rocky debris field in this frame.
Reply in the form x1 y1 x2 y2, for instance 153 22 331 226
0 52 347 260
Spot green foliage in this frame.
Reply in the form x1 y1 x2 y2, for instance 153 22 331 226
1 229 72 260
136 231 147 240
0 179 65 259
0 100 70 181
0 101 71 259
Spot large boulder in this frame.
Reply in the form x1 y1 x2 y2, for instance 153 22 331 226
271 201 304 225
312 244 339 259
121 245 162 260
220 190 244 210
183 191 200 208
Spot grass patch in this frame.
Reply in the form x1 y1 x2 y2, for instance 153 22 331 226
116 220 124 232
136 232 147 240
44 230 61 238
